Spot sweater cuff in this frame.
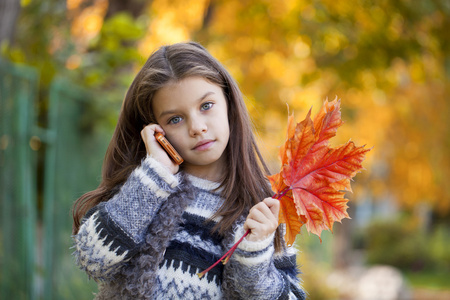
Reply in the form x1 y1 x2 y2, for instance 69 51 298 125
232 226 275 267
234 226 275 252
141 155 180 190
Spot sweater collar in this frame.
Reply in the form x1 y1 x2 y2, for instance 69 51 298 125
185 173 222 193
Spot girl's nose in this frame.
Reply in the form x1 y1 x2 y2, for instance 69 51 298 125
189 118 207 136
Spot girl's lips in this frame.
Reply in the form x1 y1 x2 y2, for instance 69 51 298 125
193 139 214 151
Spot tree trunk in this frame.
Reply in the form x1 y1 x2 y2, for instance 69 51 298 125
105 0 150 19
0 0 21 45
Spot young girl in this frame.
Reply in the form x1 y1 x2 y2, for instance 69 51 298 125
72 42 306 299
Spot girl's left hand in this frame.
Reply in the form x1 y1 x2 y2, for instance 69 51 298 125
244 198 280 242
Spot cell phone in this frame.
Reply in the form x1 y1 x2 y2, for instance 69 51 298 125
154 132 184 165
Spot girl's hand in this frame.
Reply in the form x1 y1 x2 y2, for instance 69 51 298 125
141 124 179 174
244 198 280 242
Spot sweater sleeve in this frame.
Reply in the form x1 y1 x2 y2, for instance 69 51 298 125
223 225 307 300
72 155 180 281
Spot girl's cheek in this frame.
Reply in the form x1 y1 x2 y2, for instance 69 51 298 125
166 134 185 152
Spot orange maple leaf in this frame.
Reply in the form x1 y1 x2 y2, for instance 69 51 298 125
268 98 370 245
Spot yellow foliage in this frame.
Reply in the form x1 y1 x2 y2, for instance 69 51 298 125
64 0 450 215
68 0 108 51
138 0 209 56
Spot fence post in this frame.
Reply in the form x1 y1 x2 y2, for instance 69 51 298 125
42 77 102 299
41 78 58 300
0 59 39 300
1 60 105 299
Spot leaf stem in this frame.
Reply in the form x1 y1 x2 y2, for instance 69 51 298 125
197 189 291 278
198 229 250 278
274 187 290 199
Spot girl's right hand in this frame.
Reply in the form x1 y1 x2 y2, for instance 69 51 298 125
141 124 179 174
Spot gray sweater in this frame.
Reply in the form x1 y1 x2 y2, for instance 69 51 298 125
73 155 306 299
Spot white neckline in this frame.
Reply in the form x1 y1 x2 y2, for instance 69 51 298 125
185 173 222 192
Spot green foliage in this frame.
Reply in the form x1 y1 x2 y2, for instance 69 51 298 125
404 270 450 290
363 219 450 272
428 224 450 271
4 0 68 87
301 0 450 88
66 12 148 133
2 1 148 132
76 12 147 88
102 12 146 42
365 220 428 270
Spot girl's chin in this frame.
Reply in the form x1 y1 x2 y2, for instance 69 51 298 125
182 156 225 170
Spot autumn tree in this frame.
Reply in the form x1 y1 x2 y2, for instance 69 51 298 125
4 0 449 222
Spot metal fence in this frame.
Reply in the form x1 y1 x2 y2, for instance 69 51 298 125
0 59 106 299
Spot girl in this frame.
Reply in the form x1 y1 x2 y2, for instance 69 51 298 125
72 42 306 299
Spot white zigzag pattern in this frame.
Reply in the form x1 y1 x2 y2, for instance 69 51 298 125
76 212 128 278
155 259 221 299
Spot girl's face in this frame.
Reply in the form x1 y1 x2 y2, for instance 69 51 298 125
152 76 230 180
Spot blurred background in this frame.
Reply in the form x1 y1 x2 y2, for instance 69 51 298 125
0 0 449 299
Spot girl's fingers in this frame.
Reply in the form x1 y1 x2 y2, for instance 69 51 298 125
140 124 179 174
249 203 275 223
141 124 164 145
249 198 279 223
263 197 280 220
247 207 267 224
243 218 260 232
141 124 165 154
244 198 280 241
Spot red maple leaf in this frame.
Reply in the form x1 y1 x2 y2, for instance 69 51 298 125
268 98 370 245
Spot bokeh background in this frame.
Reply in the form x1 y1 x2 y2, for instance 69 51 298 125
1 0 449 299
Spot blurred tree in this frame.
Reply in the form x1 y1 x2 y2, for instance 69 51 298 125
295 0 450 216
2 2 449 296
197 0 450 218
3 0 449 244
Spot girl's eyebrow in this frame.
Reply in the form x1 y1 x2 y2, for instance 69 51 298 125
158 91 216 118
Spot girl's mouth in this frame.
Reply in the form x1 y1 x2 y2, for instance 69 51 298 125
193 139 214 151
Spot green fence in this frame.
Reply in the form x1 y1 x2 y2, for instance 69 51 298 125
0 59 106 299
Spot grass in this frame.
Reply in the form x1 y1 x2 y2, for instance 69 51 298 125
404 270 450 290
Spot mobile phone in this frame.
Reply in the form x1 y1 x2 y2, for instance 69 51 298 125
154 132 184 165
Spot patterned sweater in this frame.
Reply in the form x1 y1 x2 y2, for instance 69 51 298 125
73 155 306 299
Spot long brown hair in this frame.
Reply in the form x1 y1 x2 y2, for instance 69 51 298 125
72 42 282 250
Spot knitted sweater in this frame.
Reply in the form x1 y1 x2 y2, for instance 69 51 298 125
73 155 306 299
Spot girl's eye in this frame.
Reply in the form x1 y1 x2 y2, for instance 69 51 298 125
201 102 213 111
168 116 182 124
